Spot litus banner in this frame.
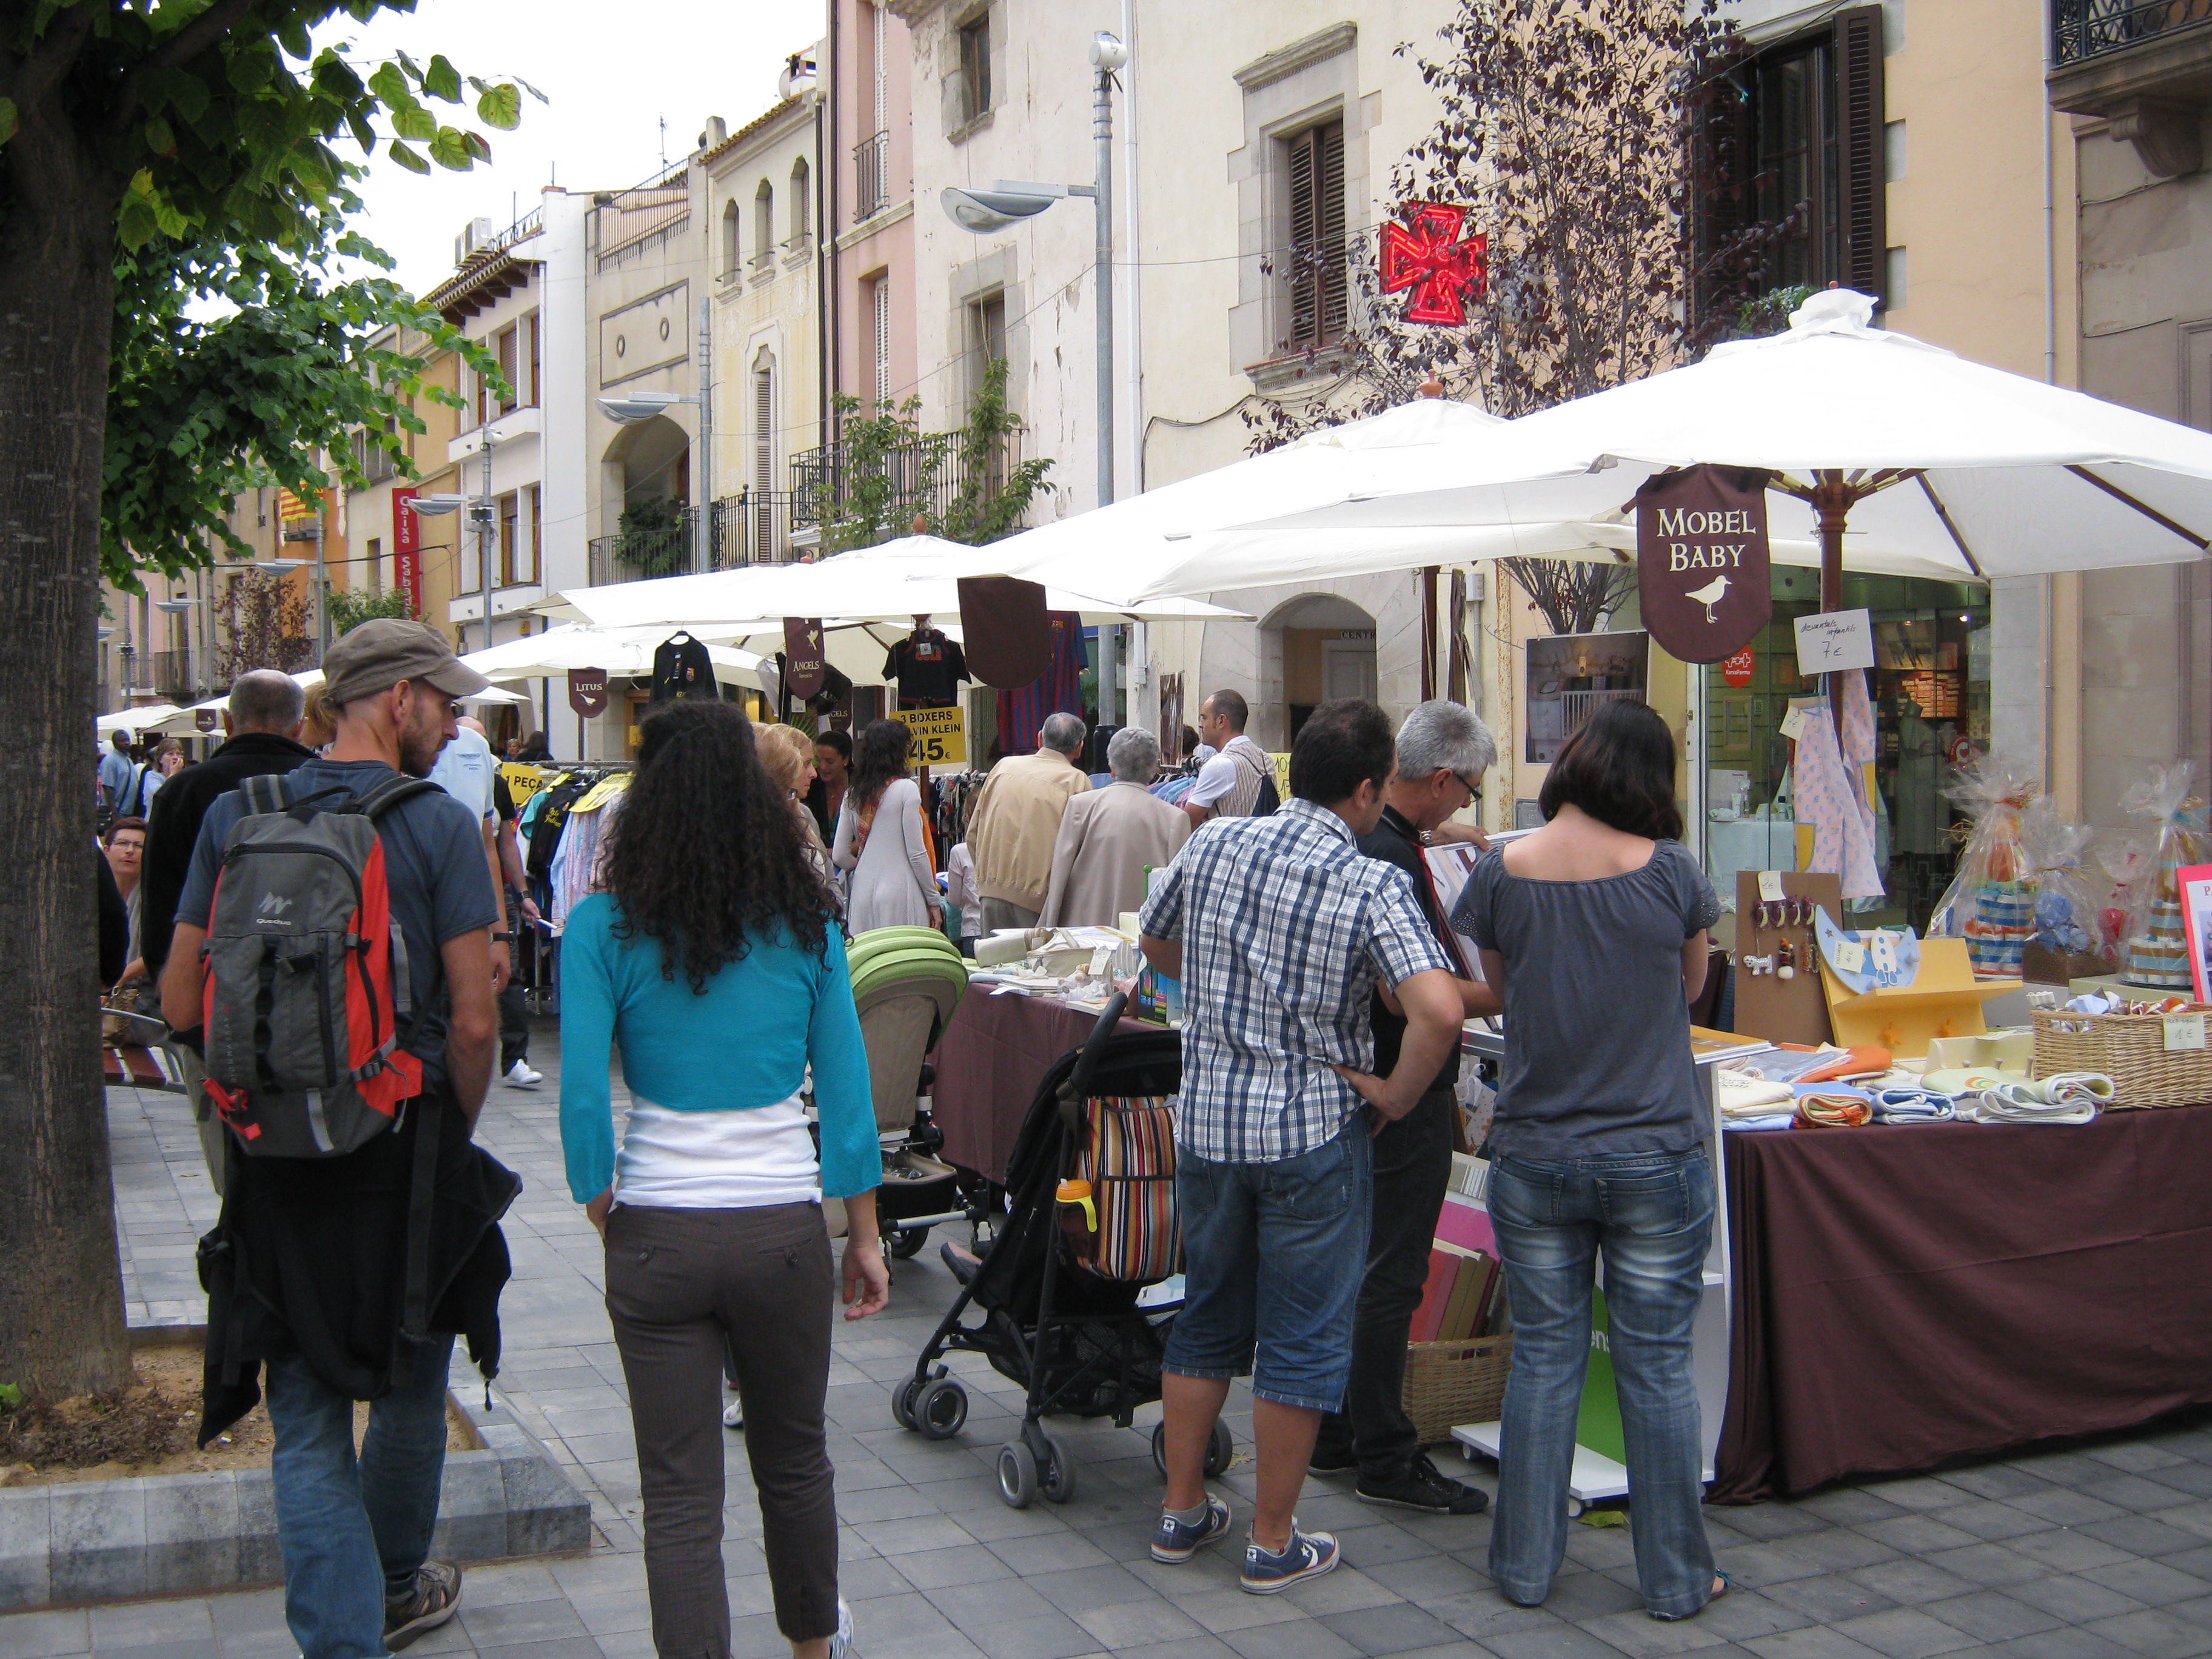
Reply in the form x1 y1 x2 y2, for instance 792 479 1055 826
1634 465 1772 663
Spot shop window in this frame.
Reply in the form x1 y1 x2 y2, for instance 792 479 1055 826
1695 5 1885 320
1284 118 1348 350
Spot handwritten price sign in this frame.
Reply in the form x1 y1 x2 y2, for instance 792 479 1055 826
901 705 967 766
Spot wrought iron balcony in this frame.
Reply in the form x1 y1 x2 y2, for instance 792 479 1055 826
588 509 700 586
789 430 1017 541
147 648 213 699
2053 0 2212 65
710 492 808 568
854 130 891 222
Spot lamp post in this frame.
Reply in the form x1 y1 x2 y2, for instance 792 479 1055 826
940 31 1125 511
404 492 493 649
598 295 714 573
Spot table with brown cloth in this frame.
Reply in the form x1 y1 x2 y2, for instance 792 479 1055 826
1712 1102 2212 1502
929 988 1146 1187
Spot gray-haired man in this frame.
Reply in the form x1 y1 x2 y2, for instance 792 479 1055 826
1311 699 1504 1514
967 710 1091 931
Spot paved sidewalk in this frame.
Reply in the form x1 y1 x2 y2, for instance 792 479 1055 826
11 1022 2212 1659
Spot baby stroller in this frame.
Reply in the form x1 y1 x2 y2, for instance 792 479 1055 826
891 993 1235 1508
847 927 973 1259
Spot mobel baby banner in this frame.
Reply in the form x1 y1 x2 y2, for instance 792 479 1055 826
1634 465 1772 663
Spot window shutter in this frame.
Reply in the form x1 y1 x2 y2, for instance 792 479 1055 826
497 326 517 414
1287 127 1318 346
755 364 776 560
1316 122 1348 343
1832 5 1886 300
527 313 541 406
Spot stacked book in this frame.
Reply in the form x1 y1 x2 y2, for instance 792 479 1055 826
1409 1243 1503 1344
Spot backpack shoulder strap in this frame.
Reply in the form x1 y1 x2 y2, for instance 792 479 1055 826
240 773 292 817
353 776 443 820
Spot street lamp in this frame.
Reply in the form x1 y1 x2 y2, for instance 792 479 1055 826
941 30 1125 509
595 293 714 575
408 493 500 649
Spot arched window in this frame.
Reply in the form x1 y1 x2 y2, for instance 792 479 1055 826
721 199 740 278
754 181 773 267
789 158 811 242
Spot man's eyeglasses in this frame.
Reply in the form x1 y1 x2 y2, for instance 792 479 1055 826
1450 770 1483 805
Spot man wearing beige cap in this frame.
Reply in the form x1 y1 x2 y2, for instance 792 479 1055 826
161 620 517 1659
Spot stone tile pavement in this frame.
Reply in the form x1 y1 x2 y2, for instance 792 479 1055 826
13 1020 2212 1659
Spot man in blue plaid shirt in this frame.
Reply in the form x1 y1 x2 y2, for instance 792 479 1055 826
1138 700 1464 1594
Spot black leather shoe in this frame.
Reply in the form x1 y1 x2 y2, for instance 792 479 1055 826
1355 1453 1490 1515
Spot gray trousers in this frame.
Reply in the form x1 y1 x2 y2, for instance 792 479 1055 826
605 1201 839 1650
979 897 1041 933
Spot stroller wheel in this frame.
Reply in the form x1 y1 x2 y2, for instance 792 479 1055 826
1206 1419 1235 1478
1150 1419 1236 1480
891 1375 924 1431
1041 1435 1078 1504
997 1439 1039 1509
914 1378 968 1441
888 1225 930 1261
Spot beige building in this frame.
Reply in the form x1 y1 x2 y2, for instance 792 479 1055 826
2046 1 2212 826
701 62 827 566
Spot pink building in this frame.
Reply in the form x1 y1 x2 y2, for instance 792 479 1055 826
825 0 917 420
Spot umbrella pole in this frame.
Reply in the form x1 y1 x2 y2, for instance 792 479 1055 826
1816 471 1854 720
1421 566 1439 702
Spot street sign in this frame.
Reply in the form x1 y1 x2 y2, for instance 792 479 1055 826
900 704 967 766
391 488 422 617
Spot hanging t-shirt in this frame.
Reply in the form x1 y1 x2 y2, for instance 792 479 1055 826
996 612 1087 754
651 632 716 704
883 629 970 709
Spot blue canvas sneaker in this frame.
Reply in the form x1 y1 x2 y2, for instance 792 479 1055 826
1151 1494 1233 1563
1240 1526 1339 1594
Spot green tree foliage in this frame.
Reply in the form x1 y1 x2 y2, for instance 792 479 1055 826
324 580 414 634
816 358 1053 553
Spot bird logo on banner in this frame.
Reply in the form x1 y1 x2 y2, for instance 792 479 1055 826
1686 574 1731 623
1379 203 1487 327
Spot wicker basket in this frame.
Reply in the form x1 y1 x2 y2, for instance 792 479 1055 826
1403 1333 1513 1444
2031 1005 2212 1108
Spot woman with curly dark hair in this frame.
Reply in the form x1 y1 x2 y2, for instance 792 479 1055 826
558 698 885 1659
831 718 943 934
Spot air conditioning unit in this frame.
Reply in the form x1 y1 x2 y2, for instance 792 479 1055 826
454 216 496 265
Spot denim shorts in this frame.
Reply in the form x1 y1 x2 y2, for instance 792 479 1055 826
1162 1123 1373 1412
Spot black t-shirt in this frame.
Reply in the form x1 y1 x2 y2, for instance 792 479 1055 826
884 630 969 708
493 770 517 826
1358 805 1463 1089
652 632 716 703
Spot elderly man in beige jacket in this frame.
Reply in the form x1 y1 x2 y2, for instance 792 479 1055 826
966 711 1091 931
1039 727 1192 929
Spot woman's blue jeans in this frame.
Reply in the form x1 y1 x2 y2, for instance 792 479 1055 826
1486 1148 1717 1620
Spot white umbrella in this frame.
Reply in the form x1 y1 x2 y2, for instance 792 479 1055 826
460 623 764 685
1232 289 2212 588
95 704 183 735
537 534 1250 631
950 385 1976 605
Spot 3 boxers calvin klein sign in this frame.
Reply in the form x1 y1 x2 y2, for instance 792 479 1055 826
1634 464 1772 663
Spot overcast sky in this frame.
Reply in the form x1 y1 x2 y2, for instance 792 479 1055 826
321 0 816 296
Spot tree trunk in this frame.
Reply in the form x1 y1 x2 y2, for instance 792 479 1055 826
0 85 133 1398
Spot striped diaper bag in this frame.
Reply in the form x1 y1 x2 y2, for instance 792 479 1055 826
1074 1095 1181 1282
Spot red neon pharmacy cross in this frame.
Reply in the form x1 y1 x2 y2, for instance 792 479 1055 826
1379 203 1488 327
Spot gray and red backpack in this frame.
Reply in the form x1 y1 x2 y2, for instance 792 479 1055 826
199 773 435 1156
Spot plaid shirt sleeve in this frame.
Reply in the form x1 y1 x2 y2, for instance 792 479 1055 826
1136 845 1187 940
1362 865 1453 988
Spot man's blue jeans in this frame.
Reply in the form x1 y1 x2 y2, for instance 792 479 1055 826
1164 1124 1373 1411
264 1337 454 1659
1485 1149 1716 1620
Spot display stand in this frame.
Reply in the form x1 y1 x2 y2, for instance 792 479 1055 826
1818 936 2016 1056
1447 1025 1766 1510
